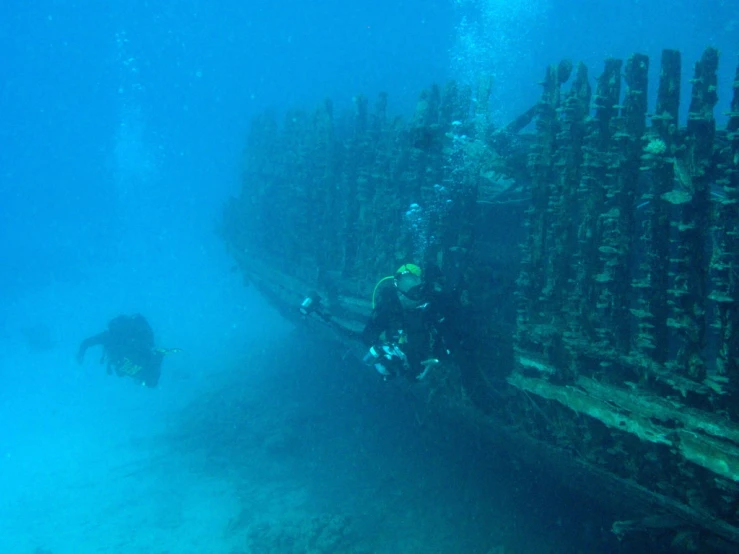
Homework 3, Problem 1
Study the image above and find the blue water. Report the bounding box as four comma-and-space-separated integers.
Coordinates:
1, 1, 736, 552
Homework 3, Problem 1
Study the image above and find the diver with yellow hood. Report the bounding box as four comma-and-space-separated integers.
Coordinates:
299, 260, 490, 409
361, 263, 458, 381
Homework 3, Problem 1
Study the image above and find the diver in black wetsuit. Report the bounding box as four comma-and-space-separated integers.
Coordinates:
361, 263, 492, 411
360, 263, 473, 381
77, 314, 166, 388
362, 263, 445, 381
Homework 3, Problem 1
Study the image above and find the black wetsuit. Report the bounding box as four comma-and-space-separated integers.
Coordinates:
362, 284, 458, 380
362, 281, 491, 411
77, 314, 163, 388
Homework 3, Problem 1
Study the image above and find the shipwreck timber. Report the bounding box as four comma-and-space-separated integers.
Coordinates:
222, 47, 739, 550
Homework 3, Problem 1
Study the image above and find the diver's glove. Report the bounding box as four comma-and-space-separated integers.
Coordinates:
363, 343, 407, 379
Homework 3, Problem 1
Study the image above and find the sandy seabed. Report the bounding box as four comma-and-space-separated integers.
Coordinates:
0, 338, 614, 554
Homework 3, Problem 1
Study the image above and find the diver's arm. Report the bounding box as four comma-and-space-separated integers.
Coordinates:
361, 287, 396, 346
361, 309, 387, 346
76, 331, 109, 364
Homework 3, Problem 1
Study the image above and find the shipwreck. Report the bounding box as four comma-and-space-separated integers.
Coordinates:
221, 47, 739, 550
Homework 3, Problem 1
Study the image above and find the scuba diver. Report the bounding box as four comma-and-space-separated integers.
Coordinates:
299, 260, 492, 410
77, 314, 174, 388
361, 263, 460, 381
362, 262, 493, 412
